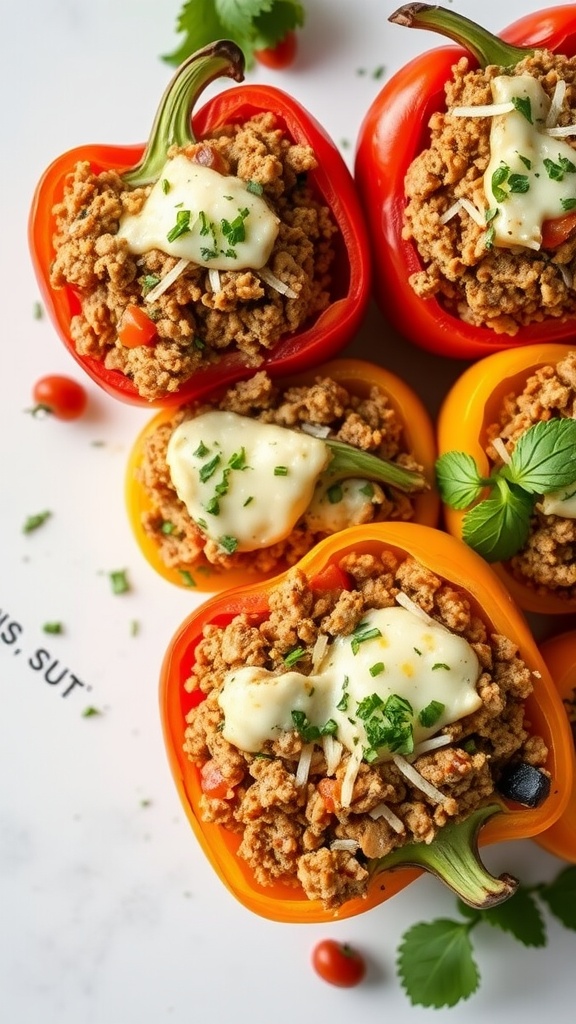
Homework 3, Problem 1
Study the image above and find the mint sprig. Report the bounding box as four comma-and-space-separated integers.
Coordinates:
436, 418, 576, 562
397, 865, 576, 1008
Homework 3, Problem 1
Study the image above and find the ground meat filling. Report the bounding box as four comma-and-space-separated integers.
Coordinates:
50, 113, 338, 401
183, 550, 547, 910
137, 371, 424, 577
403, 52, 576, 334
486, 350, 576, 600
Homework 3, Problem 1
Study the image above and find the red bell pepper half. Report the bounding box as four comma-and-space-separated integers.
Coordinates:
355, 4, 576, 359
30, 41, 370, 407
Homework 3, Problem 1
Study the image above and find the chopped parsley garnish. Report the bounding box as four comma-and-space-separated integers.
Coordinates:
199, 453, 221, 482
336, 676, 350, 712
179, 569, 196, 587
161, 178, 171, 194
284, 646, 306, 667
219, 535, 238, 554
561, 197, 576, 211
351, 622, 383, 655
43, 622, 63, 634
291, 709, 338, 742
109, 569, 130, 595
357, 692, 415, 760
544, 154, 576, 181
167, 208, 191, 241
246, 180, 264, 195
511, 95, 532, 123
142, 273, 161, 295
23, 510, 52, 533
369, 662, 385, 677
221, 207, 249, 246
274, 465, 289, 476
432, 663, 451, 671
419, 700, 446, 728
161, 521, 176, 535
327, 483, 343, 504
193, 441, 210, 458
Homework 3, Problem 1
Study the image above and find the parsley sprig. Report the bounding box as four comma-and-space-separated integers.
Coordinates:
164, 0, 305, 69
436, 418, 576, 562
397, 865, 576, 1008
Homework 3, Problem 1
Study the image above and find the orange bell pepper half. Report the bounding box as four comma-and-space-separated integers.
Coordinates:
535, 630, 576, 864
159, 522, 573, 923
125, 358, 440, 591
437, 343, 576, 616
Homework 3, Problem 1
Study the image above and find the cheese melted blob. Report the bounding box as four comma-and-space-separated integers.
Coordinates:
117, 155, 280, 269
166, 410, 329, 551
218, 606, 482, 757
484, 74, 576, 249
540, 480, 576, 518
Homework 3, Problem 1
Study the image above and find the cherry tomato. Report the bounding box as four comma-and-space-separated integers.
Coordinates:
311, 939, 366, 987
254, 31, 297, 69
31, 375, 88, 420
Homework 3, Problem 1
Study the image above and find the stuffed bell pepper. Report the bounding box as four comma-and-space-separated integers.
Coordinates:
29, 42, 370, 406
355, 4, 576, 358
437, 343, 576, 615
125, 358, 439, 590
535, 630, 576, 863
159, 522, 572, 924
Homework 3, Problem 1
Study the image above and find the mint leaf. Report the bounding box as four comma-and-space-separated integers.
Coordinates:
539, 866, 576, 930
435, 451, 488, 509
479, 886, 546, 946
461, 479, 534, 562
505, 419, 576, 494
397, 919, 479, 1008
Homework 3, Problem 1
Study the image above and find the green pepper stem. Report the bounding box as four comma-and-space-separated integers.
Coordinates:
389, 4, 533, 69
368, 803, 518, 908
122, 40, 245, 187
324, 438, 427, 494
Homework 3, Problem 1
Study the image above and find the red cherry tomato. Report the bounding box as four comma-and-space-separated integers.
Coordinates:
254, 31, 297, 69
311, 939, 366, 987
31, 375, 88, 420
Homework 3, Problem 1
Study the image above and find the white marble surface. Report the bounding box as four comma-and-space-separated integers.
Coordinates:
1, 2, 575, 1021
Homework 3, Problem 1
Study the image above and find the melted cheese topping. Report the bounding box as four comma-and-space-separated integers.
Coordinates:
303, 479, 385, 533
484, 75, 576, 249
117, 155, 280, 270
218, 606, 482, 757
166, 410, 329, 551
540, 480, 576, 518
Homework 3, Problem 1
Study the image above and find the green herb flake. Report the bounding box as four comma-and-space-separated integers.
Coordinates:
199, 453, 221, 482
142, 273, 161, 295
432, 663, 450, 671
219, 535, 238, 554
82, 706, 102, 718
179, 569, 196, 587
291, 709, 338, 743
130, 619, 140, 637
43, 622, 63, 635
161, 521, 176, 535
327, 483, 343, 504
491, 163, 510, 203
193, 441, 209, 458
23, 510, 52, 534
561, 197, 576, 211
351, 622, 382, 655
369, 662, 385, 677
109, 569, 130, 595
419, 699, 446, 727
161, 178, 171, 194
243, 496, 254, 507
167, 208, 191, 242
33, 301, 43, 320
508, 173, 530, 194
511, 95, 532, 123
336, 676, 350, 712
284, 646, 306, 667
246, 180, 264, 195
274, 465, 289, 476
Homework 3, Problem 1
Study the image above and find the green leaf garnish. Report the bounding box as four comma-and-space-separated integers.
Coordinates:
397, 919, 479, 1008
436, 419, 576, 563
511, 95, 532, 123
23, 510, 52, 534
538, 865, 576, 930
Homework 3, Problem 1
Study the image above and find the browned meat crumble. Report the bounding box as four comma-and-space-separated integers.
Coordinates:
403, 52, 576, 334
50, 113, 338, 401
182, 549, 547, 910
486, 350, 576, 600
137, 371, 425, 579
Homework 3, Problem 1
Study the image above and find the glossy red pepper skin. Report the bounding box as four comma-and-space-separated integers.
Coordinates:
536, 631, 576, 863
29, 86, 371, 408
159, 522, 573, 923
437, 343, 576, 615
125, 358, 440, 591
354, 6, 576, 360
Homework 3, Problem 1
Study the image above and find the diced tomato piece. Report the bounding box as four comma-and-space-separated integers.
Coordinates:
118, 304, 158, 348
199, 759, 232, 800
318, 777, 340, 813
309, 563, 352, 592
541, 212, 576, 249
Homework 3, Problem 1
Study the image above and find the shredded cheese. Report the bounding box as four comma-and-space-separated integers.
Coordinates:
340, 746, 363, 808
259, 267, 298, 298
545, 79, 567, 128
144, 257, 190, 303
368, 801, 406, 833
208, 268, 222, 294
392, 753, 447, 805
449, 101, 515, 118
492, 436, 512, 465
295, 742, 314, 788
322, 734, 343, 777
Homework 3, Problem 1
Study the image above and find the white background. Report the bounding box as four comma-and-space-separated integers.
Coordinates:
1, 2, 575, 1022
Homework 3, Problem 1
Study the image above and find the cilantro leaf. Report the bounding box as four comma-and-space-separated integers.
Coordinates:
397, 919, 479, 1008
505, 418, 576, 494
163, 0, 305, 68
435, 451, 489, 509
461, 479, 534, 562
478, 887, 546, 946
538, 866, 576, 930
